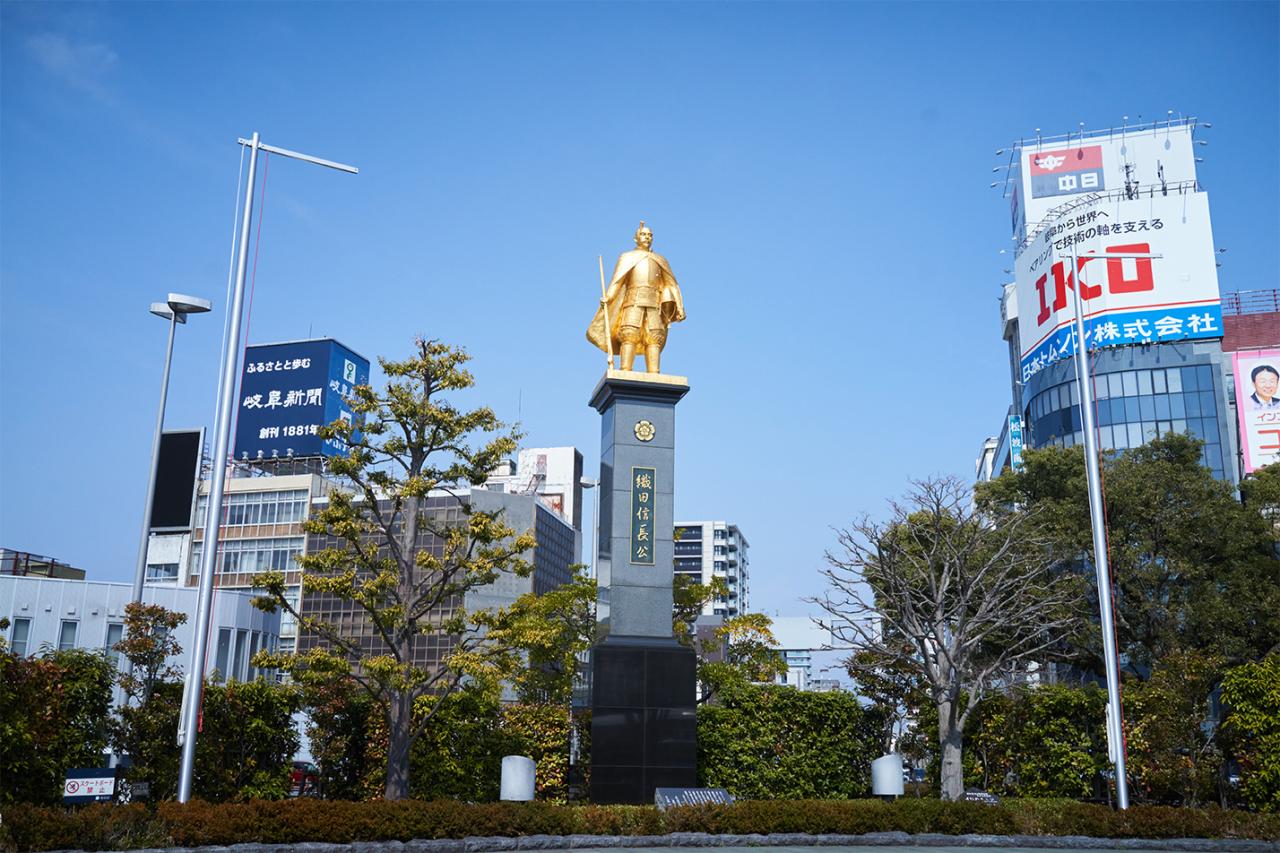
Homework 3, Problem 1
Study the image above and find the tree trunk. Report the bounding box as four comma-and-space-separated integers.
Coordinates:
938, 699, 965, 801
384, 692, 412, 800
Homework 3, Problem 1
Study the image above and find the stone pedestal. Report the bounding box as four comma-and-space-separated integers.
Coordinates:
588, 370, 696, 804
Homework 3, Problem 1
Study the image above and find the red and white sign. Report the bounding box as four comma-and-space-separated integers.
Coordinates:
1014, 192, 1222, 380
1233, 349, 1280, 474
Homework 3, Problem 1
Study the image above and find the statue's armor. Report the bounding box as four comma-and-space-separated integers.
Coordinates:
619, 253, 666, 344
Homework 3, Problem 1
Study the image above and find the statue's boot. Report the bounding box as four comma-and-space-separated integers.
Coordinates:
646, 345, 661, 373
620, 343, 637, 371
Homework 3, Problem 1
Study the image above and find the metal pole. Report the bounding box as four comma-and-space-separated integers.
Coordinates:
126, 312, 179, 692
591, 482, 601, 581
177, 132, 260, 803
1068, 239, 1130, 809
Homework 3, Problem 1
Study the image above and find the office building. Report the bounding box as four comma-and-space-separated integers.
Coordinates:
149, 471, 341, 656
672, 521, 749, 617
480, 446, 585, 562
1, 575, 278, 694
984, 117, 1244, 484
1, 548, 86, 580
769, 616, 833, 691
297, 486, 577, 673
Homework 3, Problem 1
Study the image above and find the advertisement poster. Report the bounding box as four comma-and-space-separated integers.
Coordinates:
1233, 350, 1280, 474
1014, 192, 1222, 382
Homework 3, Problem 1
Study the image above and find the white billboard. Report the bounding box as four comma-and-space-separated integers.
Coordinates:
1233, 349, 1280, 474
1008, 122, 1199, 241
1014, 192, 1222, 383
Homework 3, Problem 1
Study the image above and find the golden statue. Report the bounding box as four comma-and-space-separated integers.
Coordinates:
587, 221, 686, 373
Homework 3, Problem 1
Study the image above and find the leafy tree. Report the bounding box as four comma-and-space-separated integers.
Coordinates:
846, 645, 931, 757
1220, 653, 1280, 813
1, 647, 115, 805
697, 681, 883, 799
978, 434, 1280, 675
963, 683, 1107, 799
815, 476, 1081, 801
253, 338, 536, 800
671, 574, 786, 703
116, 602, 186, 704
303, 681, 383, 800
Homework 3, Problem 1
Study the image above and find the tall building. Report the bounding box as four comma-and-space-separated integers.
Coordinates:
297, 486, 577, 675
150, 471, 340, 656
769, 616, 833, 691
985, 117, 1242, 483
672, 521, 749, 617
480, 446, 585, 563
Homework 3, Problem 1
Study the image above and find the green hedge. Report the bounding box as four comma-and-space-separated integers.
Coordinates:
3, 798, 1278, 852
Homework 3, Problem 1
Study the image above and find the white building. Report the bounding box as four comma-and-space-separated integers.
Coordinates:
769, 616, 833, 691
0, 575, 279, 695
673, 521, 749, 617
480, 446, 585, 563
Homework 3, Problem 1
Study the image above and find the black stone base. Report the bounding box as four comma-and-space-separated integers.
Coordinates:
589, 635, 697, 804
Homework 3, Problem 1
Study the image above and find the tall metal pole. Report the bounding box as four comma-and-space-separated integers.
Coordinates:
125, 311, 178, 693
1068, 239, 1130, 809
132, 312, 177, 603
177, 132, 261, 803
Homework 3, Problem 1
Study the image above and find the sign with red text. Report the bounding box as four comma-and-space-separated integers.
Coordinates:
1014, 192, 1222, 382
1009, 123, 1199, 240
1233, 350, 1280, 474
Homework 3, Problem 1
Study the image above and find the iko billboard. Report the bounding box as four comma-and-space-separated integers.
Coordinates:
1232, 349, 1280, 474
1008, 122, 1199, 240
234, 338, 370, 460
1014, 192, 1222, 383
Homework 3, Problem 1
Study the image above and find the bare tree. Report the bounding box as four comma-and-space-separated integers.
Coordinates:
812, 476, 1081, 801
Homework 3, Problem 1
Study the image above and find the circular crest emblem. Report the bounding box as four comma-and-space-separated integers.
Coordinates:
634, 420, 656, 442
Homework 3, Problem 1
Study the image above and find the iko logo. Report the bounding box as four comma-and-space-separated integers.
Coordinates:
1034, 154, 1066, 171
343, 359, 357, 383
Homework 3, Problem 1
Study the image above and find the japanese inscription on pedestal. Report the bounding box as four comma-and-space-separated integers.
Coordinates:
630, 466, 656, 565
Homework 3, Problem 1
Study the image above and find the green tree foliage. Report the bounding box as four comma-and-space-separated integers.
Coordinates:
977, 434, 1280, 674
0, 647, 115, 805
697, 682, 884, 799
114, 603, 186, 703
1123, 650, 1227, 807
303, 682, 383, 800
671, 574, 786, 704
1221, 653, 1280, 812
963, 684, 1107, 798
253, 338, 536, 800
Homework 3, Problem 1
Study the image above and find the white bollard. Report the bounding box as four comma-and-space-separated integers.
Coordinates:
500, 755, 536, 801
871, 753, 905, 797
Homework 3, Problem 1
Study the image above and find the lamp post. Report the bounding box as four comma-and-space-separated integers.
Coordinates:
580, 477, 599, 579
1067, 240, 1162, 811
131, 294, 212, 612
176, 133, 357, 804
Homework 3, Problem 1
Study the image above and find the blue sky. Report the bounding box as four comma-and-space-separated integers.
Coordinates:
2, 2, 1277, 625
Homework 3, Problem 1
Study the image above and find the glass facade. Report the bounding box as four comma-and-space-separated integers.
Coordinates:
192, 536, 304, 580
1027, 363, 1227, 480
196, 488, 309, 527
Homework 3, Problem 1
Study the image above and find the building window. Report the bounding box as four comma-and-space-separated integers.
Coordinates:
58, 620, 78, 651
214, 628, 232, 683
105, 623, 124, 665
192, 536, 304, 579
713, 529, 727, 540
197, 489, 310, 529
9, 617, 31, 656
145, 562, 180, 582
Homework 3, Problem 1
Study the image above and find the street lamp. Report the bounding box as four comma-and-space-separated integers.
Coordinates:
1068, 240, 1162, 811
580, 477, 599, 580
131, 293, 212, 610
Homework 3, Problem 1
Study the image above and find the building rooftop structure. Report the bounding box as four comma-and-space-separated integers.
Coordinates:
1, 548, 86, 580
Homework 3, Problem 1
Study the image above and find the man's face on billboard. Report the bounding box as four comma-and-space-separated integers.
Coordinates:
1255, 368, 1279, 402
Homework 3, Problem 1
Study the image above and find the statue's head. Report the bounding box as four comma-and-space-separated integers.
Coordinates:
634, 221, 653, 251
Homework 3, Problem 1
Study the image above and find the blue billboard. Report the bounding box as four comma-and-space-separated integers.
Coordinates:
234, 338, 370, 460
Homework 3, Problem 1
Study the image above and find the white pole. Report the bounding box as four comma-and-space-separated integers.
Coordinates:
1068, 240, 1149, 810
177, 133, 260, 803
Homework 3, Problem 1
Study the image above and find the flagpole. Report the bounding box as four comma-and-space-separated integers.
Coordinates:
599, 255, 613, 371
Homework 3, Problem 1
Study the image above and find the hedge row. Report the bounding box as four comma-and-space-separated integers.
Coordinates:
2, 798, 1278, 852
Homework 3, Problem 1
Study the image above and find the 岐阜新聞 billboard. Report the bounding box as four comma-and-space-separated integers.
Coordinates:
234, 338, 369, 461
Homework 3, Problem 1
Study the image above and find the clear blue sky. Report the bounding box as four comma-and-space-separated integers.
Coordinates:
3, 2, 1277, 622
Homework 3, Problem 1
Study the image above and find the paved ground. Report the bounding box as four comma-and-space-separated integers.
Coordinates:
570, 848, 1198, 853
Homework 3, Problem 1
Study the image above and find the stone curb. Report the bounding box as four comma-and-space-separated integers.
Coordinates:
42, 833, 1280, 853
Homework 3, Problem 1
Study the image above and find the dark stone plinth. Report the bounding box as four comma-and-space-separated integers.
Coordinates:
589, 635, 697, 804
